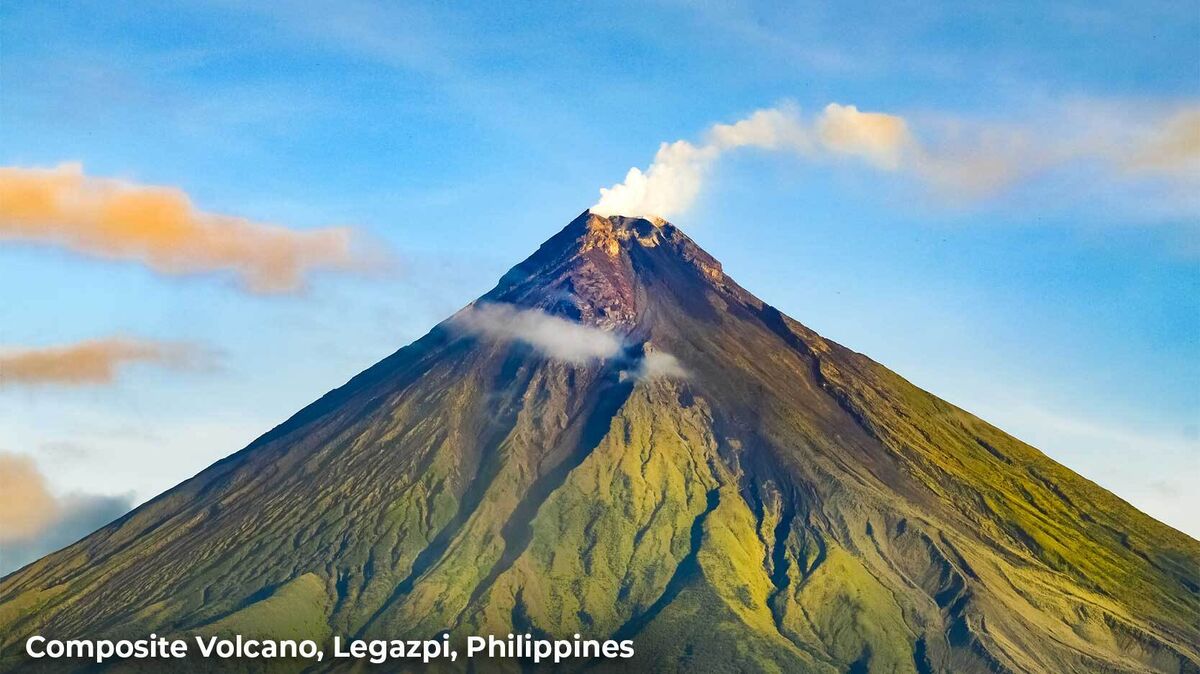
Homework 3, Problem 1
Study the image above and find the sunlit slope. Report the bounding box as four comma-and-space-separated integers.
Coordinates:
2, 212, 1197, 673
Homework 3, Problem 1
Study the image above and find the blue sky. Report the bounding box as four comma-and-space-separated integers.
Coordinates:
1, 0, 1197, 553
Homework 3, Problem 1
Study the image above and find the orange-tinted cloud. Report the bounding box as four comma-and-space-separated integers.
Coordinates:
0, 337, 208, 387
0, 163, 375, 293
816, 103, 913, 170
0, 453, 59, 542
0, 451, 133, 572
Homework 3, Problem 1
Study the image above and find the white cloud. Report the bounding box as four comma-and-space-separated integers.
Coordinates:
633, 351, 689, 380
451, 303, 623, 363
449, 304, 691, 382
706, 104, 811, 151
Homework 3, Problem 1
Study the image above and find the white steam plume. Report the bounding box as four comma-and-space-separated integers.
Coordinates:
591, 103, 911, 218
591, 101, 1200, 218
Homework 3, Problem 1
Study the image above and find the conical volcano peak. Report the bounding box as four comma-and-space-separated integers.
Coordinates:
482, 210, 726, 330
3, 208, 1197, 674
575, 210, 726, 285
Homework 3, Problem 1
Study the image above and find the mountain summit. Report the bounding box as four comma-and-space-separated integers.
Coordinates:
3, 211, 1198, 673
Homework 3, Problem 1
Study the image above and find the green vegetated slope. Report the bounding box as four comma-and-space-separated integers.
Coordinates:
1, 212, 1197, 674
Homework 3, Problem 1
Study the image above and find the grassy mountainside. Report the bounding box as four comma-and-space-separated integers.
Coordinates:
2, 212, 1197, 673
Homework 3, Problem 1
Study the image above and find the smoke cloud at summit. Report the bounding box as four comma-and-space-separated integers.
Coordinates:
590, 103, 912, 218
592, 102, 1200, 218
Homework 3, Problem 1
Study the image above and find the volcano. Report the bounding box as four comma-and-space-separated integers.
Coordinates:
2, 212, 1197, 673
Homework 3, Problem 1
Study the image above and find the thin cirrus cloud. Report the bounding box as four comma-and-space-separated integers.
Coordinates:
0, 451, 133, 574
0, 337, 211, 387
591, 101, 1200, 218
0, 163, 382, 293
1112, 107, 1200, 175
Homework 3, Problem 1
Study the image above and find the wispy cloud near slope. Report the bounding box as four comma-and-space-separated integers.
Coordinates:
634, 350, 689, 380
450, 304, 688, 381
593, 101, 1200, 218
0, 163, 381, 293
0, 337, 210, 387
451, 303, 623, 363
